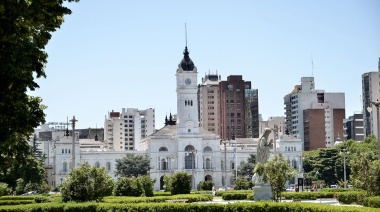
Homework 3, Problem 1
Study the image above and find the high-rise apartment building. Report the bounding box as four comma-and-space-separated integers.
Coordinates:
219, 75, 251, 140
245, 89, 259, 138
199, 73, 221, 135
284, 77, 345, 150
104, 108, 155, 151
344, 113, 364, 141
362, 58, 380, 138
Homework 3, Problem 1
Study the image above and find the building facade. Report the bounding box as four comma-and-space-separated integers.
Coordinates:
284, 77, 345, 150
199, 73, 221, 135
362, 58, 380, 138
245, 89, 259, 138
104, 108, 155, 151
219, 75, 251, 140
344, 113, 364, 141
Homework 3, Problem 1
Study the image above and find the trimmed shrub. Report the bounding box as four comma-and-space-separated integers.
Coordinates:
197, 180, 215, 191
140, 176, 154, 197
215, 190, 252, 197
171, 172, 191, 195
60, 162, 114, 202
363, 196, 380, 208
0, 200, 34, 205
335, 191, 367, 205
113, 177, 144, 197
163, 175, 172, 192
222, 193, 249, 200
34, 196, 52, 203
104, 194, 212, 203
154, 191, 172, 196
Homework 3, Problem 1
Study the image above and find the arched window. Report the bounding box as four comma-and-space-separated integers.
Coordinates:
205, 158, 211, 169
62, 149, 64, 154
161, 159, 167, 170
159, 146, 168, 152
63, 162, 67, 172
203, 146, 212, 152
95, 162, 100, 168
292, 159, 297, 169
65, 149, 67, 153
185, 145, 195, 169
68, 149, 70, 154
106, 162, 111, 171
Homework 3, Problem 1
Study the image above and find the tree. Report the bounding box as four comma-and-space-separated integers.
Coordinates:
197, 180, 214, 191
60, 162, 114, 202
163, 175, 172, 192
254, 154, 296, 202
237, 154, 256, 178
171, 172, 191, 195
113, 177, 143, 197
234, 177, 253, 190
140, 176, 154, 197
0, 0, 79, 166
115, 154, 150, 177
350, 152, 376, 194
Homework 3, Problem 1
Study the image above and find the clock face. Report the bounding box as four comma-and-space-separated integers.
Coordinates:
185, 78, 191, 85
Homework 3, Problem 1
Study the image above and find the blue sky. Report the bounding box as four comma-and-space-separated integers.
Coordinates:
33, 0, 380, 130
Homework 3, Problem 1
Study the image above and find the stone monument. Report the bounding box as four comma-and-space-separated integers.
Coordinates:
252, 128, 273, 201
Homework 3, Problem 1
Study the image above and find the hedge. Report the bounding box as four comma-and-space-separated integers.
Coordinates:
222, 193, 249, 200
335, 191, 367, 205
215, 190, 252, 197
1, 201, 380, 212
103, 194, 212, 203
0, 200, 33, 206
363, 196, 380, 208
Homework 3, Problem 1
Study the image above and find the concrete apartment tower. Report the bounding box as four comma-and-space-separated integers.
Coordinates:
104, 108, 155, 151
199, 72, 221, 135
362, 58, 380, 138
284, 77, 345, 150
344, 113, 364, 142
219, 75, 251, 140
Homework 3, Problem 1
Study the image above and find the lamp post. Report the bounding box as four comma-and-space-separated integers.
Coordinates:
369, 99, 380, 160
60, 177, 63, 185
315, 170, 319, 191
340, 148, 348, 188
220, 140, 228, 190
186, 150, 196, 190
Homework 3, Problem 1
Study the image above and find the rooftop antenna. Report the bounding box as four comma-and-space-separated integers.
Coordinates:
311, 54, 314, 77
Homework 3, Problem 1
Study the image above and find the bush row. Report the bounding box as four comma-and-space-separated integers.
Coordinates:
221, 193, 249, 200
103, 194, 213, 203
0, 200, 33, 206
215, 190, 252, 197
363, 196, 380, 208
0, 201, 379, 212
335, 191, 367, 205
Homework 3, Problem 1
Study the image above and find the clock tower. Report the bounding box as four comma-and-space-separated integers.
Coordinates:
176, 46, 199, 136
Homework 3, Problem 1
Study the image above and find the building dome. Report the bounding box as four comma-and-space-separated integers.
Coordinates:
179, 47, 194, 71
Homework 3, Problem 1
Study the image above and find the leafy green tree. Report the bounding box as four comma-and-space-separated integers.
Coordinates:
0, 183, 11, 197
115, 154, 150, 177
171, 172, 191, 195
237, 154, 256, 178
60, 162, 114, 202
0, 0, 79, 176
163, 175, 172, 192
350, 152, 376, 194
234, 177, 253, 190
254, 154, 296, 202
113, 177, 143, 197
368, 160, 380, 196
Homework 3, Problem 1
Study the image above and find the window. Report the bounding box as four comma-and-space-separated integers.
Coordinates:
159, 146, 168, 151
95, 162, 100, 168
63, 162, 67, 172
106, 162, 111, 171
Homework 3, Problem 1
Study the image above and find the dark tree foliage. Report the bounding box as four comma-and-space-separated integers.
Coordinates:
115, 154, 150, 177
171, 172, 191, 195
0, 0, 79, 174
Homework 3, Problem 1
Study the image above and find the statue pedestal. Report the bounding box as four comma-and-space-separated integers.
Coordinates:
253, 185, 272, 201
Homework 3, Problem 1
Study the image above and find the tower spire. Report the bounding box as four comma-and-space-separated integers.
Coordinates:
185, 23, 187, 47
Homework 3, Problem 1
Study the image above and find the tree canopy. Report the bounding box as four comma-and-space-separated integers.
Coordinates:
115, 154, 150, 177
0, 0, 79, 170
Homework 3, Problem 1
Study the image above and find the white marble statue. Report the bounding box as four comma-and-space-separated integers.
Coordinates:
252, 128, 273, 185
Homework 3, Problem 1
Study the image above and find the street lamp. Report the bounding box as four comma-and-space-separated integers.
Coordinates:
315, 171, 319, 191
60, 177, 63, 185
220, 140, 228, 190
340, 148, 349, 188
186, 150, 197, 190
369, 99, 380, 160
